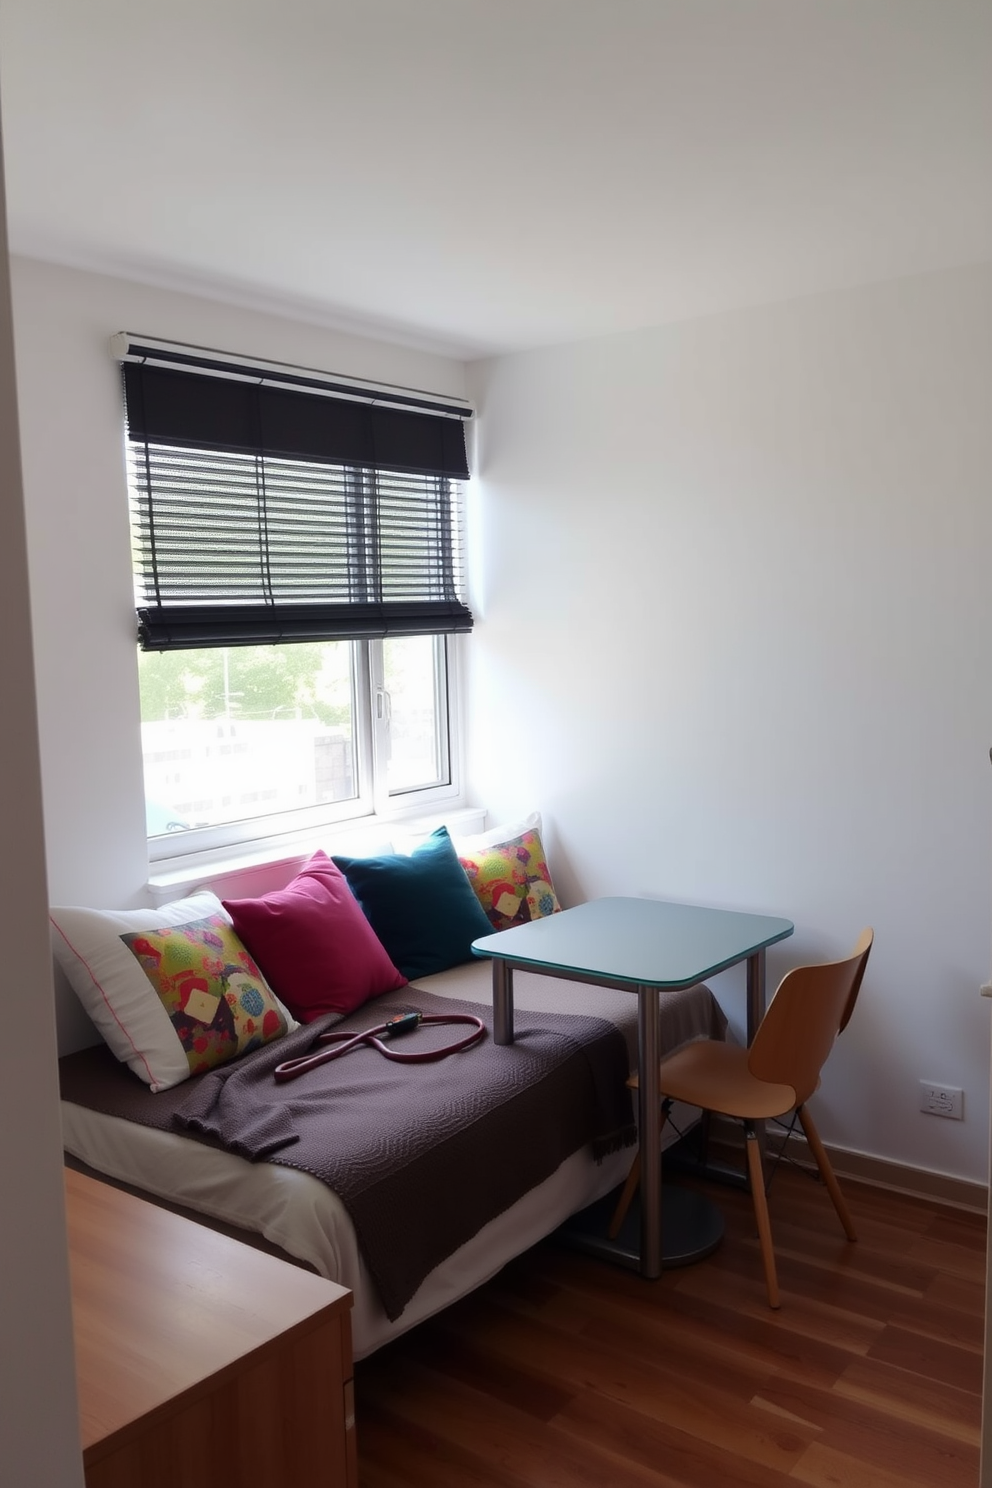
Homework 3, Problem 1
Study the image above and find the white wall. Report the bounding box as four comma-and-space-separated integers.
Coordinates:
0, 149, 83, 1484
9, 257, 469, 1048
467, 262, 992, 1184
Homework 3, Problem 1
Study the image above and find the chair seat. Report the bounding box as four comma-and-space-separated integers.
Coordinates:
629, 1038, 798, 1120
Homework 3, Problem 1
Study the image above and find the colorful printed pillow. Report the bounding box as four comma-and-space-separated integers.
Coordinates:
333, 826, 493, 981
223, 850, 407, 1023
456, 812, 562, 932
120, 915, 290, 1077
50, 890, 297, 1092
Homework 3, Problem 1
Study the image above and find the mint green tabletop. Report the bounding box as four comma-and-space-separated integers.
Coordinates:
471, 896, 794, 988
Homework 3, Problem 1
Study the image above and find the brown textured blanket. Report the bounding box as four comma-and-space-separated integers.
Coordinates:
61, 990, 634, 1320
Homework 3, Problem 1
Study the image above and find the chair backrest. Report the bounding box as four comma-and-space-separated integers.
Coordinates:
747, 928, 874, 1105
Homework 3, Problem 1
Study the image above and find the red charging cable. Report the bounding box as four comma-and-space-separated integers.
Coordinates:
274, 1009, 486, 1083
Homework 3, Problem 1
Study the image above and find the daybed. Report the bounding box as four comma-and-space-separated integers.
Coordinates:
54, 820, 726, 1359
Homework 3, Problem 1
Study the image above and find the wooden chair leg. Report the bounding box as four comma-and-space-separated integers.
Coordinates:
607, 1103, 670, 1241
797, 1105, 857, 1242
745, 1126, 780, 1309
608, 1151, 641, 1239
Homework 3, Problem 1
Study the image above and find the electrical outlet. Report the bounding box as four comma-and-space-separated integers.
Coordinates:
919, 1082, 964, 1119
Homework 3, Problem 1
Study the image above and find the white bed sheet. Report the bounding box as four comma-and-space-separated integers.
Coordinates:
60, 961, 704, 1358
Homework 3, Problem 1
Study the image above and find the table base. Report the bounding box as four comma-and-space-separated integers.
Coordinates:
554, 1180, 725, 1272
664, 1147, 752, 1192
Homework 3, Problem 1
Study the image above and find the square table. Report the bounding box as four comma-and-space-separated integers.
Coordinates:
471, 896, 794, 1279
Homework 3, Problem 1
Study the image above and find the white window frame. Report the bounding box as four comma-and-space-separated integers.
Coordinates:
369, 633, 453, 816
144, 633, 464, 865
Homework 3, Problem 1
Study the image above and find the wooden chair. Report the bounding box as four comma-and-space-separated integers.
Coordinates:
608, 928, 874, 1308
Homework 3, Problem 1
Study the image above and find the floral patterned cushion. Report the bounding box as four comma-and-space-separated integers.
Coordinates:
457, 817, 562, 932
120, 914, 290, 1078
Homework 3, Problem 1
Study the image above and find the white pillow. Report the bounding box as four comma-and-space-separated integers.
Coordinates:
51, 890, 298, 1092
452, 811, 543, 852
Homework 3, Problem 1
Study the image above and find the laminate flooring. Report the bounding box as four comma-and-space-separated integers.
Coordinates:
354, 1162, 985, 1487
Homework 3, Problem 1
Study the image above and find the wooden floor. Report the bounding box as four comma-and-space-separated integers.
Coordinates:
354, 1160, 985, 1487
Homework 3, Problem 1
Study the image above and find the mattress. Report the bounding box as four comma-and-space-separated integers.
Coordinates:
60, 960, 720, 1358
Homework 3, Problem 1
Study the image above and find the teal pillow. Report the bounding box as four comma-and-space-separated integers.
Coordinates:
332, 826, 494, 980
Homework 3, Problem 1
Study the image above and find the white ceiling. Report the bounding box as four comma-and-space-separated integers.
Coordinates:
0, 0, 989, 359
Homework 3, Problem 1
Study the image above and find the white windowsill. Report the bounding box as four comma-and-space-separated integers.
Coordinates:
146, 804, 489, 904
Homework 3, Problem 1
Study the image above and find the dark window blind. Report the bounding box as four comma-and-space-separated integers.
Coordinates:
122, 361, 473, 651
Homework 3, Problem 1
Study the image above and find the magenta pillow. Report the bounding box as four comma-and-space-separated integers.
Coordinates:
223, 851, 407, 1022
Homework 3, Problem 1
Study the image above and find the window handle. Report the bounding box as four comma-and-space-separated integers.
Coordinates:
376, 687, 391, 723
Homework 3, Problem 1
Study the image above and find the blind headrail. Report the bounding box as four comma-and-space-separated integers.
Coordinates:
109, 332, 474, 422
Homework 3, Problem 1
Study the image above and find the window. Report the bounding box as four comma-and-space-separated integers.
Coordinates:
117, 335, 472, 857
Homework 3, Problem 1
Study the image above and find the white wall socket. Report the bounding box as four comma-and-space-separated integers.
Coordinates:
919, 1082, 964, 1119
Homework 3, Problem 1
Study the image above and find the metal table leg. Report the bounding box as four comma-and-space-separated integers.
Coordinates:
746, 947, 766, 1042
637, 984, 663, 1278
493, 960, 514, 1045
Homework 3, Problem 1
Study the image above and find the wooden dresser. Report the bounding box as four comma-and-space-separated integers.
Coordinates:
65, 1167, 357, 1488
